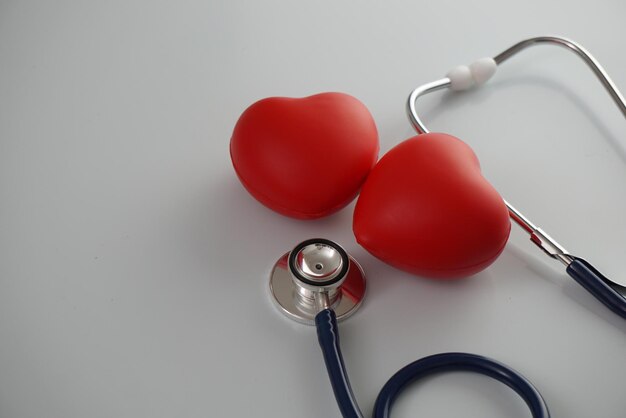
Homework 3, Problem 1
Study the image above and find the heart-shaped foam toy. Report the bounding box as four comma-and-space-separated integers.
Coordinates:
230, 93, 379, 219
353, 133, 511, 278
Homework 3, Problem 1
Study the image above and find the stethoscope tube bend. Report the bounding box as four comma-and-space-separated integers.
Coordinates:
316, 309, 550, 418
277, 239, 551, 418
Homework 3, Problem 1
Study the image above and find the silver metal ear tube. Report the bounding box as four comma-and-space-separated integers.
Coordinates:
406, 36, 626, 319
269, 238, 366, 325
408, 36, 626, 135
407, 35, 626, 268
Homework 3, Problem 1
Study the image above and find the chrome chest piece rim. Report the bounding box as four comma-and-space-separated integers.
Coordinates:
269, 238, 367, 325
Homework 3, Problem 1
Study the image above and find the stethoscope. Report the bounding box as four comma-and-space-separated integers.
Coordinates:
266, 36, 626, 418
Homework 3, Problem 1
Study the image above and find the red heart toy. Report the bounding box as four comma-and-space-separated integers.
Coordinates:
230, 93, 379, 219
353, 133, 511, 278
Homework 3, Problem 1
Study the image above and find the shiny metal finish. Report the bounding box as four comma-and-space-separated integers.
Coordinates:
505, 200, 537, 234
406, 77, 451, 134
405, 35, 626, 268
293, 241, 345, 283
269, 244, 367, 325
493, 36, 626, 117
530, 228, 574, 266
407, 35, 626, 134
506, 200, 573, 266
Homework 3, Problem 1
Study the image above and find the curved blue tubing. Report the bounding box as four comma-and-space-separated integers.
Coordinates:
315, 309, 550, 418
566, 256, 626, 319
315, 309, 364, 418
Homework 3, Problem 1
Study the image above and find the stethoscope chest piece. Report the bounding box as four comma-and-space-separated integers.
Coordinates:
269, 238, 366, 324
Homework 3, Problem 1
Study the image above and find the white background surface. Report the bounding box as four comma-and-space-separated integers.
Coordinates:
2, 1, 626, 417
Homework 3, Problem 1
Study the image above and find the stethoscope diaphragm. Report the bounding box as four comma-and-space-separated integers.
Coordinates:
269, 238, 366, 325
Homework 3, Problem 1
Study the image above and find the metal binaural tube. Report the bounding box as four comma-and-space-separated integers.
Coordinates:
407, 36, 626, 134
405, 35, 626, 266
406, 77, 450, 134
493, 36, 626, 118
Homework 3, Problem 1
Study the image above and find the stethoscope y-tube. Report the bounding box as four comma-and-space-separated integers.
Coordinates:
408, 35, 626, 319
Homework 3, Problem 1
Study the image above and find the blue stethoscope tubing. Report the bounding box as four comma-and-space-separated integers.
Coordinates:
316, 309, 550, 418
567, 257, 626, 319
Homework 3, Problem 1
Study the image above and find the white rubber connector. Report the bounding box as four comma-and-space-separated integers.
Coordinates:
446, 57, 497, 91
469, 57, 497, 85
446, 65, 474, 91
